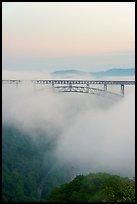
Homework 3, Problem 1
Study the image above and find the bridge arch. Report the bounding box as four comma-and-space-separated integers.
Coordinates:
54, 85, 123, 99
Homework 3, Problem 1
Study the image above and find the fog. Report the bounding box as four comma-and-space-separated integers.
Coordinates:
2, 79, 135, 179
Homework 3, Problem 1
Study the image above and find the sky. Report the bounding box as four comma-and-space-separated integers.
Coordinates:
2, 2, 135, 75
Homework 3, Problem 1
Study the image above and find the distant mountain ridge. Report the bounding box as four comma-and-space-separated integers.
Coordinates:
52, 69, 86, 76
52, 68, 135, 77
90, 68, 135, 77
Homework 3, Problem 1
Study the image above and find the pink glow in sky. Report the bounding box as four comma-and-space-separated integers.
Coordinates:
2, 2, 135, 58
2, 2, 135, 72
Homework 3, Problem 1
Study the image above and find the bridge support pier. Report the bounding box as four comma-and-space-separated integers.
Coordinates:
104, 83, 107, 91
69, 84, 72, 91
52, 82, 54, 87
121, 84, 124, 96
86, 83, 89, 92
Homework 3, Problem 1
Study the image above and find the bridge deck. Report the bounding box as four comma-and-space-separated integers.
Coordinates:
2, 80, 135, 85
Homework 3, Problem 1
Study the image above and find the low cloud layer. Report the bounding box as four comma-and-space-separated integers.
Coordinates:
56, 91, 135, 178
2, 80, 135, 178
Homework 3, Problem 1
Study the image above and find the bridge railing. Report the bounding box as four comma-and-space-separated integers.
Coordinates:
2, 79, 135, 97
2, 80, 135, 85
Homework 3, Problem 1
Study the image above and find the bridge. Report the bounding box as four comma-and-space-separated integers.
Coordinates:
2, 79, 135, 98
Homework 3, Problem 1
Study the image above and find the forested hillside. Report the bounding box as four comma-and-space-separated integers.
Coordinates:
44, 172, 135, 202
2, 125, 73, 202
2, 125, 135, 202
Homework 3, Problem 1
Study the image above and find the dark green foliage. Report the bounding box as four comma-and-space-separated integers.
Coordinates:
45, 172, 135, 202
2, 125, 135, 202
2, 125, 72, 202
2, 125, 42, 202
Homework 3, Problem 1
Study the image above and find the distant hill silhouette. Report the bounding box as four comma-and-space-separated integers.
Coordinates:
52, 68, 135, 78
52, 69, 86, 76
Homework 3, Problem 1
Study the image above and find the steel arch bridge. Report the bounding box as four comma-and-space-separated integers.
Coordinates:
54, 85, 123, 99
2, 79, 135, 98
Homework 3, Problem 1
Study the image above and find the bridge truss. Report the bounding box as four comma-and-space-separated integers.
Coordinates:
2, 79, 135, 98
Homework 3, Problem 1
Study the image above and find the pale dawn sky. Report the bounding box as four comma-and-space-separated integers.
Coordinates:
2, 2, 135, 73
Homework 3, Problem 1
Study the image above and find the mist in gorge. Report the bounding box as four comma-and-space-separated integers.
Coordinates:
2, 76, 135, 202
2, 78, 135, 177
